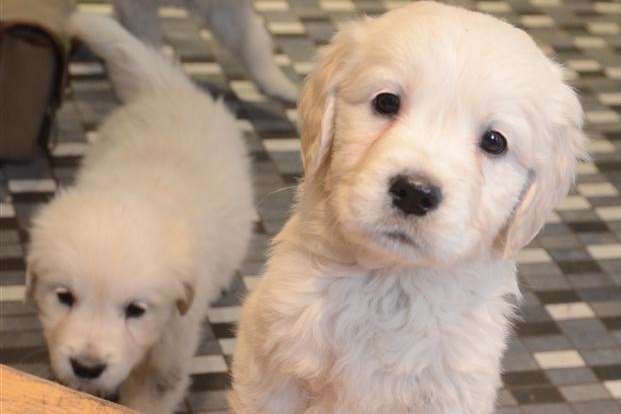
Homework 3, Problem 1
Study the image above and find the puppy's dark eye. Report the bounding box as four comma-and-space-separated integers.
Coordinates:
373, 93, 400, 116
480, 130, 508, 155
125, 303, 146, 319
56, 290, 75, 307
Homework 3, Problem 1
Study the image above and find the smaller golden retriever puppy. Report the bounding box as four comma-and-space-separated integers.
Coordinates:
27, 13, 254, 414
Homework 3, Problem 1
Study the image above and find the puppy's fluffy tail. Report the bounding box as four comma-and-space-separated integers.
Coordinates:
69, 12, 190, 102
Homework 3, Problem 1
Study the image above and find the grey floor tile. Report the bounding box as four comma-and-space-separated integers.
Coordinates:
572, 400, 621, 414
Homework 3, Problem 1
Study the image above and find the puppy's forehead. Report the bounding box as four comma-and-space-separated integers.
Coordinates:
370, 2, 533, 49
352, 2, 550, 82
31, 192, 188, 301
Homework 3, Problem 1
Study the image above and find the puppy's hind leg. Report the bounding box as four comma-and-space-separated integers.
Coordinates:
186, 0, 299, 103
113, 0, 164, 48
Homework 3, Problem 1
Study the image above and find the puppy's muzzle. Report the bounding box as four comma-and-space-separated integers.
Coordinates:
70, 358, 107, 379
389, 176, 442, 216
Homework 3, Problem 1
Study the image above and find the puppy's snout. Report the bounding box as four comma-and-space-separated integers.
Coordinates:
389, 176, 442, 216
70, 358, 107, 379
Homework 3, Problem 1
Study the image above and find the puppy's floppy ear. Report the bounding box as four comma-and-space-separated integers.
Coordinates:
501, 79, 589, 258
298, 23, 364, 180
176, 281, 195, 316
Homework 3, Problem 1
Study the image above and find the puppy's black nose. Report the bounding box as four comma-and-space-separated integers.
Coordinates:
70, 358, 106, 379
389, 176, 442, 216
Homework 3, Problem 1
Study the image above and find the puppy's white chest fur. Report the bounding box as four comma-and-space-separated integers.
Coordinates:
307, 264, 517, 413
235, 240, 520, 414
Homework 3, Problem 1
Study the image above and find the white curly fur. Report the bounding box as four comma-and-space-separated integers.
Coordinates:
230, 2, 588, 413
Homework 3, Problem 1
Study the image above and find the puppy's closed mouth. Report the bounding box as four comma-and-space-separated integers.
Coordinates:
384, 231, 417, 247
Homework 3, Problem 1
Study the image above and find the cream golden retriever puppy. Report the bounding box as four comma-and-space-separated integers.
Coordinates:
230, 2, 587, 413
27, 13, 254, 414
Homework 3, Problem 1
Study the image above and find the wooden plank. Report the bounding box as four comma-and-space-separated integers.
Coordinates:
0, 364, 136, 413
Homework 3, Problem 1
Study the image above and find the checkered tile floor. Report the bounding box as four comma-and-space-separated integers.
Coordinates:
1, 0, 620, 413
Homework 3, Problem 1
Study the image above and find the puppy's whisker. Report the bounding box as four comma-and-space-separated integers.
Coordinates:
257, 185, 297, 207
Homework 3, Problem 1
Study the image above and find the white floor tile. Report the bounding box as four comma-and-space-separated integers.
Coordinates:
476, 1, 512, 12
319, 0, 356, 11
76, 4, 112, 14
557, 196, 590, 211
530, 0, 561, 6
255, 1, 290, 11
578, 183, 619, 197
594, 2, 621, 13
576, 163, 599, 175
0, 202, 16, 218
598, 92, 621, 106
268, 22, 305, 35
586, 110, 621, 124
183, 62, 222, 76
588, 22, 620, 35
595, 206, 621, 221
191, 355, 228, 374
589, 140, 617, 154
243, 276, 260, 291
52, 142, 88, 157
534, 350, 586, 369
231, 81, 266, 102
587, 244, 621, 260
567, 59, 601, 72
263, 138, 300, 152
8, 179, 56, 193
158, 7, 188, 18
218, 338, 236, 355
604, 380, 621, 398
208, 306, 242, 324
517, 248, 552, 264
0, 286, 26, 302
574, 36, 606, 49
605, 66, 621, 79
545, 302, 595, 320
520, 15, 555, 28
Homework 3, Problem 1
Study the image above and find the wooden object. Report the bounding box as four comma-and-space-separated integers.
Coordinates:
0, 364, 136, 413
